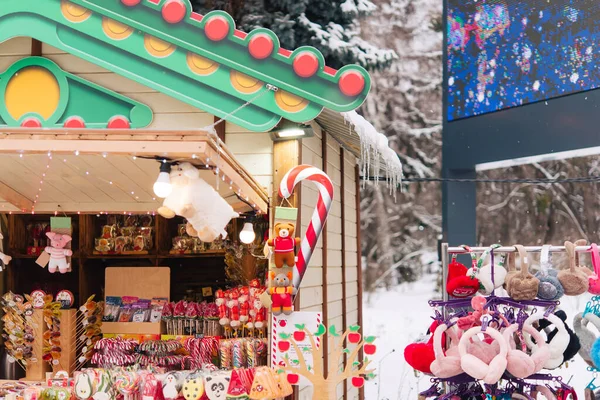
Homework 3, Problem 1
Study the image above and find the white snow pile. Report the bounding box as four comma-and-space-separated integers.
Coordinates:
341, 110, 403, 193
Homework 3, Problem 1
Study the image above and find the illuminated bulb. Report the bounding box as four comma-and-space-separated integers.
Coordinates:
153, 163, 172, 198
86, 171, 89, 175
75, 150, 79, 156
109, 181, 113, 185
239, 222, 256, 244
47, 152, 51, 157
102, 153, 107, 158
133, 156, 137, 160
19, 154, 22, 158
192, 154, 197, 159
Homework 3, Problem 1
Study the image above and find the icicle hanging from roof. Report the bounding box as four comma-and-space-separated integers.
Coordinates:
340, 111, 403, 195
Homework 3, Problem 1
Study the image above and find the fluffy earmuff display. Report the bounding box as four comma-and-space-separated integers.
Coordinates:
523, 312, 570, 369
538, 310, 581, 364
403, 320, 439, 374
535, 244, 565, 301
573, 311, 600, 367
589, 243, 600, 295
558, 241, 590, 296
503, 323, 550, 378
505, 245, 539, 301
446, 252, 480, 298
468, 244, 506, 295
430, 322, 462, 378
458, 326, 508, 384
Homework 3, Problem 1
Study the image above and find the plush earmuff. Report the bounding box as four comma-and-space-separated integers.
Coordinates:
503, 323, 550, 378
535, 244, 565, 301
524, 312, 570, 369
458, 326, 508, 384
505, 245, 539, 301
558, 241, 590, 296
467, 244, 506, 295
589, 243, 600, 295
539, 310, 581, 365
446, 250, 480, 298
430, 322, 462, 378
403, 320, 439, 374
573, 311, 600, 367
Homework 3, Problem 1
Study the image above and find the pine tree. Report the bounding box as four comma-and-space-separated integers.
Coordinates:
190, 0, 396, 70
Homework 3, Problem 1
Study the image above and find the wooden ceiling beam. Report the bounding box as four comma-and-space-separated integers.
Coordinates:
0, 181, 33, 211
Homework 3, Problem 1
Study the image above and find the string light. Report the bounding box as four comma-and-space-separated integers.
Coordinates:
132, 156, 137, 160
75, 150, 79, 156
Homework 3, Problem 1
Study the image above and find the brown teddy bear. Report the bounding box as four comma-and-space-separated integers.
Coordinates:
268, 222, 301, 268
268, 271, 296, 315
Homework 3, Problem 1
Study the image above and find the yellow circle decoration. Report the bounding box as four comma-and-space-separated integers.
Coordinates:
102, 17, 134, 40
230, 70, 263, 94
144, 35, 176, 58
5, 67, 60, 121
60, 0, 92, 23
186, 53, 219, 76
274, 90, 309, 113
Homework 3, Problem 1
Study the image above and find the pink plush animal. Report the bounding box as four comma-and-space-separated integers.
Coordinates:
45, 232, 73, 273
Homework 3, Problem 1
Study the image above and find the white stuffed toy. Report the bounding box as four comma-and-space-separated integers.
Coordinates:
157, 162, 238, 242
0, 232, 11, 271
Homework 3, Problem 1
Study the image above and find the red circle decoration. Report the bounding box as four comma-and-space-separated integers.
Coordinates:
293, 52, 319, 78
121, 0, 141, 6
248, 34, 274, 59
162, 0, 187, 24
107, 115, 130, 129
63, 116, 86, 128
204, 16, 230, 41
339, 70, 365, 96
21, 117, 41, 128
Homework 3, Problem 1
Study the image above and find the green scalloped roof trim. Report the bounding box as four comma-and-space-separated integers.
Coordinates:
0, 0, 369, 132
0, 56, 153, 128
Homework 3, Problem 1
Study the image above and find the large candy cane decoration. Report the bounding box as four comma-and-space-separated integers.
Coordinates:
279, 165, 334, 291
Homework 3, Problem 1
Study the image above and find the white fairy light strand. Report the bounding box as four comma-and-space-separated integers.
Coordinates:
10, 152, 260, 214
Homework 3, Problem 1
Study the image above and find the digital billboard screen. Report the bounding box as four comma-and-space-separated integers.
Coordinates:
447, 0, 600, 121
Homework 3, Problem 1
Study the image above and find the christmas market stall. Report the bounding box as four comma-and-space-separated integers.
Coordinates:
0, 1, 401, 400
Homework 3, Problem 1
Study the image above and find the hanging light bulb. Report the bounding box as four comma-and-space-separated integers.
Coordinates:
153, 162, 172, 198
239, 221, 256, 244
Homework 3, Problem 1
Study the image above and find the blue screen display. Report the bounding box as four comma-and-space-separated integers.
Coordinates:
447, 0, 600, 121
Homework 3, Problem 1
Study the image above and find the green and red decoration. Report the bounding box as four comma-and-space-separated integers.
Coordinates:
280, 324, 376, 400
0, 0, 370, 132
0, 57, 152, 128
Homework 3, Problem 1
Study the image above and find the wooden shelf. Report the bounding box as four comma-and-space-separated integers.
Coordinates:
12, 251, 81, 259
101, 322, 164, 335
159, 250, 226, 258
86, 253, 155, 259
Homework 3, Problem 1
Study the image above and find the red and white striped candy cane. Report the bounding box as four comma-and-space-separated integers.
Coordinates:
279, 164, 334, 292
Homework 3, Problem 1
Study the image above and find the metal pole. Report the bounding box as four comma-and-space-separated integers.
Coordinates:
441, 243, 449, 303
446, 245, 590, 254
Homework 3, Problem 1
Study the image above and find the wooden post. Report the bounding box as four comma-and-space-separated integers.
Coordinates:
54, 309, 77, 374
272, 139, 301, 400
355, 165, 364, 400
321, 132, 329, 379
213, 116, 226, 142
25, 310, 51, 381
340, 148, 348, 400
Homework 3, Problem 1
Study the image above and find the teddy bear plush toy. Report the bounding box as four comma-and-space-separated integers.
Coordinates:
158, 162, 238, 243
45, 232, 73, 274
268, 222, 301, 269
268, 271, 296, 315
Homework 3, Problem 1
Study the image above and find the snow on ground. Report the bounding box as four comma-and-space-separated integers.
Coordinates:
363, 274, 595, 399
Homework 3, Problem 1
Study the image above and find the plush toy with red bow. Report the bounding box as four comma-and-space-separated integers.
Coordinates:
228, 288, 241, 328
215, 289, 229, 327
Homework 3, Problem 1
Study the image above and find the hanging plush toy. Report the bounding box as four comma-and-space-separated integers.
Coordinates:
268, 222, 301, 269
238, 287, 250, 325
228, 288, 241, 329
269, 272, 295, 315
158, 163, 238, 242
44, 232, 73, 274
0, 233, 11, 271
215, 290, 229, 327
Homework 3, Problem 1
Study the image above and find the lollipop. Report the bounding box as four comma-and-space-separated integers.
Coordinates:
173, 301, 186, 335
162, 302, 174, 335
114, 370, 139, 400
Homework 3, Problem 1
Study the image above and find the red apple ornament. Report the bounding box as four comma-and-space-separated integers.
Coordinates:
351, 377, 365, 388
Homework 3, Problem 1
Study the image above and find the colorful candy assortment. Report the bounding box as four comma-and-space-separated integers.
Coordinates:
161, 301, 220, 336
215, 280, 267, 334
1, 292, 36, 367
219, 338, 268, 370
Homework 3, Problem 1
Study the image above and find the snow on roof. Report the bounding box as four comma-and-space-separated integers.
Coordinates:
341, 110, 403, 192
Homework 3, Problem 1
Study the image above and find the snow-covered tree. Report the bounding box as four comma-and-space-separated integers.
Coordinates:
189, 0, 396, 70
359, 0, 443, 290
